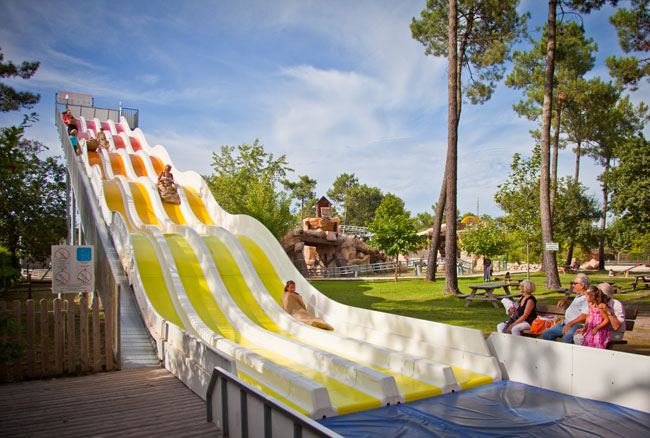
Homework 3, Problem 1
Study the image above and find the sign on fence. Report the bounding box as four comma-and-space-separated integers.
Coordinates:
51, 245, 95, 294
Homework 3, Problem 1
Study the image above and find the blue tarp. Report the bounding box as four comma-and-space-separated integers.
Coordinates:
319, 381, 650, 437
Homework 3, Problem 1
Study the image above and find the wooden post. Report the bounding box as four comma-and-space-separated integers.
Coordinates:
26, 299, 36, 378
12, 300, 22, 381
104, 293, 113, 371
54, 298, 63, 375
92, 295, 101, 372
67, 295, 76, 374
40, 299, 49, 377
0, 301, 8, 381
80, 295, 89, 373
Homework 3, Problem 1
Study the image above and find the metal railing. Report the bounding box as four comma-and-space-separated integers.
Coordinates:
20, 268, 52, 281
55, 107, 129, 366
207, 367, 342, 438
338, 225, 373, 238
56, 102, 139, 129
308, 258, 473, 278
307, 257, 473, 278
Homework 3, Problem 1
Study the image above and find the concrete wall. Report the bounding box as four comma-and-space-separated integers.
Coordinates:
487, 333, 650, 413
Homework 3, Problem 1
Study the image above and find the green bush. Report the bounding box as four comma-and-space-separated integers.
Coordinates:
0, 246, 20, 293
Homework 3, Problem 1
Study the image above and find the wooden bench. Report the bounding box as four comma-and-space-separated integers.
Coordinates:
628, 275, 650, 291
558, 265, 578, 275
522, 303, 638, 349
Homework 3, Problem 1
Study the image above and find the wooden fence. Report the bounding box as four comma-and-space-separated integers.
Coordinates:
0, 295, 114, 382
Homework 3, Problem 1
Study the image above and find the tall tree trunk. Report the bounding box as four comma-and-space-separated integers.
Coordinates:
427, 6, 467, 285
598, 158, 610, 270
565, 241, 574, 267
426, 179, 446, 281
574, 141, 581, 183
539, 0, 561, 289
526, 241, 530, 280
550, 98, 562, 219
444, 0, 460, 295
394, 257, 399, 282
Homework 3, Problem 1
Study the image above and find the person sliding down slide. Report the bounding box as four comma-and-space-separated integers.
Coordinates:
282, 280, 333, 330
157, 164, 181, 204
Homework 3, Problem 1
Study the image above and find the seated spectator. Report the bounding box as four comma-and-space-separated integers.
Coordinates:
575, 282, 625, 345
541, 273, 590, 343
281, 280, 333, 330
497, 279, 537, 336
69, 129, 81, 155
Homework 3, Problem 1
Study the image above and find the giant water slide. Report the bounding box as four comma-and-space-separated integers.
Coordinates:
68, 112, 503, 419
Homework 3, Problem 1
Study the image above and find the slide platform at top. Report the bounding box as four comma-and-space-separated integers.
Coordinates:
68, 111, 501, 419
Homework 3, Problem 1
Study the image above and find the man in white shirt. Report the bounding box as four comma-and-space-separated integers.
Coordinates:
541, 273, 590, 343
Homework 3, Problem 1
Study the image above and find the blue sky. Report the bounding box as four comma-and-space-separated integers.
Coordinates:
1, 0, 647, 218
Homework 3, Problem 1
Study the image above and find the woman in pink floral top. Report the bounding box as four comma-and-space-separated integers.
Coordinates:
576, 286, 610, 349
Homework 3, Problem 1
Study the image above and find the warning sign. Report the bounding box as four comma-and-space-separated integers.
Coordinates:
54, 247, 70, 262
51, 245, 95, 294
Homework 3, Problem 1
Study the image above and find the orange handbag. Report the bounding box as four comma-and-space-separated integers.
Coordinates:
530, 316, 560, 335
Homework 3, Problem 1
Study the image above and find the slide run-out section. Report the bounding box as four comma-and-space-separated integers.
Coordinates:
73, 113, 503, 419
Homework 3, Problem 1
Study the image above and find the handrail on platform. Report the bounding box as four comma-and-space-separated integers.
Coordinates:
207, 367, 342, 438
55, 107, 129, 367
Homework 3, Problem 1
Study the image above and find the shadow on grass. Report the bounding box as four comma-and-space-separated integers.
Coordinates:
310, 275, 650, 340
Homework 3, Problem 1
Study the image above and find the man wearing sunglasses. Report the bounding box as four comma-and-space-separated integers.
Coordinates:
541, 273, 590, 343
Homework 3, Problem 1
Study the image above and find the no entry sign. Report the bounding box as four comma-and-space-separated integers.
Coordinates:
51, 245, 95, 294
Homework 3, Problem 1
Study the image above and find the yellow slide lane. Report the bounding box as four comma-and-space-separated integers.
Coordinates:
103, 180, 133, 232
123, 181, 185, 227
150, 155, 165, 175
131, 234, 185, 329
108, 152, 127, 176
87, 151, 106, 179
162, 200, 186, 225
236, 235, 493, 392
183, 187, 215, 226
129, 154, 148, 177
164, 233, 381, 415
128, 183, 159, 226
237, 370, 307, 415
101, 180, 184, 328
205, 235, 442, 402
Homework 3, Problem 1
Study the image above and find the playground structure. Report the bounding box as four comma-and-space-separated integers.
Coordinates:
56, 94, 650, 435
283, 197, 387, 277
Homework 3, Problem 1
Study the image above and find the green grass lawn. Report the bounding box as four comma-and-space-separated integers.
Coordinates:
309, 271, 650, 337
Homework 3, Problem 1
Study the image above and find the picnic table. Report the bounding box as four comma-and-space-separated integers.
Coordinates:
460, 282, 522, 308
629, 275, 650, 291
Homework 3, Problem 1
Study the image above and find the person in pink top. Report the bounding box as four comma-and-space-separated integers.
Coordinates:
575, 286, 610, 349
